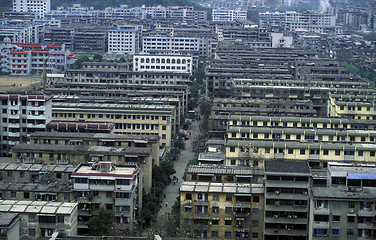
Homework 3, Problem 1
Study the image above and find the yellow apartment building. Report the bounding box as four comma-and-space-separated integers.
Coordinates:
225, 140, 376, 168
328, 94, 376, 120
51, 102, 176, 148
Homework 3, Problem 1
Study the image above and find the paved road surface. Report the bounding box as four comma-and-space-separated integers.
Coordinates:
157, 119, 201, 216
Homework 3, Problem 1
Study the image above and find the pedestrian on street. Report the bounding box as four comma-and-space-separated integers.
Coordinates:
165, 202, 168, 207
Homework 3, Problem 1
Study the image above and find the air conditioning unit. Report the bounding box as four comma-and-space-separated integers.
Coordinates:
117, 187, 121, 189
274, 215, 278, 218
303, 191, 308, 195
293, 215, 298, 219
188, 200, 192, 203
208, 222, 212, 225
275, 191, 280, 195
274, 229, 279, 232
349, 209, 354, 213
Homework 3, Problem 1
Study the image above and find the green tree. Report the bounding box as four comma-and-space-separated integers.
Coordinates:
70, 55, 89, 69
87, 207, 114, 236
93, 53, 103, 62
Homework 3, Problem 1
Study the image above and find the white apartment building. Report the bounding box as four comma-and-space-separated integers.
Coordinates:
133, 55, 192, 73
107, 30, 138, 55
0, 43, 75, 75
259, 11, 342, 34
212, 9, 247, 22
142, 37, 200, 58
12, 0, 51, 18
0, 94, 52, 157
72, 162, 142, 235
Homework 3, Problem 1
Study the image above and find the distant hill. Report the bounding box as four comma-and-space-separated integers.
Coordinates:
51, 0, 196, 9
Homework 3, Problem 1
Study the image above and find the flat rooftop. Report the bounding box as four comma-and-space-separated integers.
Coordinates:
73, 163, 138, 178
180, 181, 263, 194
0, 76, 40, 93
0, 200, 77, 214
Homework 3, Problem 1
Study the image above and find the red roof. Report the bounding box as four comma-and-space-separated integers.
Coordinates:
0, 55, 4, 58
47, 45, 62, 48
18, 44, 42, 48
31, 50, 49, 54
10, 51, 28, 54
67, 55, 75, 58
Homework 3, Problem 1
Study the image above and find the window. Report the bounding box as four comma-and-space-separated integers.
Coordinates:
332, 229, 339, 236
10, 192, 16, 198
252, 208, 259, 214
212, 207, 219, 213
7, 171, 12, 177
225, 231, 231, 238
349, 201, 355, 208
323, 150, 329, 155
347, 216, 355, 222
212, 231, 218, 238
226, 195, 232, 201
300, 149, 305, 155
28, 215, 36, 222
197, 193, 203, 200
288, 149, 293, 154
212, 194, 219, 201
228, 176, 234, 182
371, 151, 375, 157
333, 215, 340, 221
20, 172, 25, 178
335, 150, 340, 156
230, 147, 235, 152
253, 196, 259, 202
225, 220, 232, 226
231, 159, 236, 165
115, 192, 130, 199
185, 207, 192, 212
347, 229, 354, 236
186, 193, 192, 200
252, 233, 258, 239
57, 216, 64, 223
252, 220, 258, 227
24, 192, 30, 199
359, 151, 363, 156
29, 228, 36, 236
225, 207, 232, 214
333, 201, 340, 208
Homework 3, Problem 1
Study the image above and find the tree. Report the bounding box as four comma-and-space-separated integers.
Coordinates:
93, 53, 103, 62
87, 207, 114, 236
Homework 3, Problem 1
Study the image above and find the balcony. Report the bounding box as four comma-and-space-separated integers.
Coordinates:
8, 105, 20, 110
8, 132, 20, 137
265, 192, 309, 200
193, 212, 210, 219
27, 123, 45, 128
313, 221, 329, 229
265, 204, 308, 212
56, 158, 69, 165
358, 209, 375, 217
264, 228, 307, 236
23, 158, 35, 164
265, 216, 306, 224
234, 212, 251, 218
313, 208, 330, 215
194, 200, 210, 206
89, 184, 115, 191
27, 114, 45, 120
234, 202, 251, 208
115, 198, 131, 206
265, 180, 309, 188
26, 105, 46, 111
358, 222, 376, 229
8, 114, 20, 119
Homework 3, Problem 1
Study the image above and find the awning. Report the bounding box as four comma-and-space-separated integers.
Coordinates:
198, 173, 214, 176
124, 155, 137, 157
236, 175, 252, 178
211, 217, 220, 220
134, 140, 148, 143
184, 205, 192, 208
234, 194, 252, 197
224, 218, 232, 220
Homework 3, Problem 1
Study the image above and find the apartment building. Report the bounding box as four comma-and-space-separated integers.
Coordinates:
51, 102, 176, 147
259, 11, 342, 34
180, 181, 264, 239
13, 0, 51, 18
209, 114, 376, 139
107, 30, 138, 55
309, 162, 376, 239
29, 131, 159, 166
72, 162, 141, 235
328, 94, 376, 120
211, 98, 317, 117
0, 213, 20, 240
142, 36, 200, 58
0, 94, 52, 157
73, 28, 107, 53
264, 160, 310, 240
225, 139, 376, 168
133, 55, 193, 74
0, 162, 75, 202
0, 43, 75, 75
212, 9, 247, 22
0, 200, 78, 238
